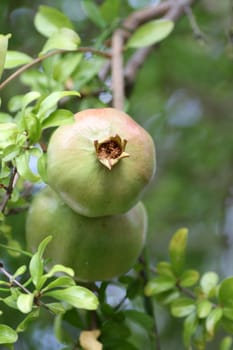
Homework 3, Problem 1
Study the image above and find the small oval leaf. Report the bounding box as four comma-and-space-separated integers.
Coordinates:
44, 286, 99, 310
219, 277, 233, 308
17, 293, 34, 314
180, 269, 199, 287
126, 19, 174, 49
0, 324, 18, 344
169, 227, 188, 275
196, 299, 212, 319
40, 28, 80, 55
206, 307, 223, 336
171, 297, 196, 318
144, 276, 176, 296
5, 51, 32, 69
200, 272, 219, 296
34, 5, 74, 38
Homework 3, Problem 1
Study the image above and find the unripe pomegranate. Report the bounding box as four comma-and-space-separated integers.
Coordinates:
26, 186, 147, 281
46, 108, 156, 217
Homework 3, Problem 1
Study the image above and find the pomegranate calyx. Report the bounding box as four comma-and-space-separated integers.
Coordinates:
94, 134, 130, 170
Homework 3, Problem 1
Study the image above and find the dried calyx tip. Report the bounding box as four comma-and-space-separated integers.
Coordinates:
94, 134, 129, 170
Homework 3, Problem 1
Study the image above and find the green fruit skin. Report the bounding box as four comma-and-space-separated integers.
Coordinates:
46, 108, 156, 217
26, 187, 147, 282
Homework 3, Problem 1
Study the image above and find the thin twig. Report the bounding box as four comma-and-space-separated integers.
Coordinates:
184, 5, 207, 42
111, 29, 125, 110
0, 262, 54, 313
0, 47, 111, 91
0, 166, 19, 214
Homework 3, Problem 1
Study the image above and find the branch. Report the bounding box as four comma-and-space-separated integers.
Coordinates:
111, 0, 198, 107
0, 166, 19, 215
125, 0, 198, 86
0, 47, 111, 91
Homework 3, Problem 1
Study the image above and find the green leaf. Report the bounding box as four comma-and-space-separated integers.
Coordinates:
17, 293, 34, 314
8, 95, 23, 112
223, 307, 233, 321
169, 227, 188, 275
0, 33, 11, 79
171, 297, 196, 318
0, 122, 18, 149
5, 50, 32, 69
13, 265, 27, 279
46, 302, 67, 314
206, 307, 223, 337
38, 91, 80, 121
156, 261, 175, 278
219, 277, 233, 308
54, 313, 72, 344
180, 269, 199, 287
23, 113, 42, 144
34, 5, 74, 38
37, 235, 53, 257
100, 0, 120, 23
29, 252, 44, 289
222, 317, 233, 334
183, 312, 198, 348
0, 113, 13, 123
29, 236, 52, 289
0, 324, 18, 344
15, 151, 41, 182
196, 299, 212, 319
16, 308, 40, 332
144, 275, 176, 296
81, 0, 106, 29
200, 272, 219, 297
41, 109, 74, 129
44, 286, 99, 310
37, 153, 47, 182
155, 289, 180, 305
42, 276, 76, 293
53, 52, 82, 83
126, 19, 174, 49
40, 28, 80, 55
45, 264, 74, 278
73, 56, 105, 90
22, 91, 41, 110
220, 336, 233, 350
123, 310, 153, 331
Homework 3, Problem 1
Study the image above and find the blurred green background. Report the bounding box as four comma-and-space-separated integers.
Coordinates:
1, 0, 233, 349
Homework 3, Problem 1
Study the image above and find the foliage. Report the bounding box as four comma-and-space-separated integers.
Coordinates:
0, 1, 233, 349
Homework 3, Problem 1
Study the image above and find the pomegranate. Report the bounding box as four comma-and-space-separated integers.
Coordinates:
26, 186, 147, 281
46, 108, 156, 217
